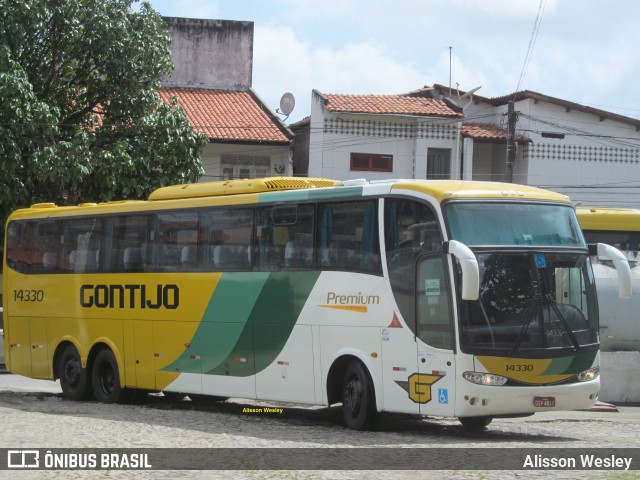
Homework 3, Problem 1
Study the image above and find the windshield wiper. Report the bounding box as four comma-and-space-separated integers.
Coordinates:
476, 299, 496, 347
510, 299, 536, 355
544, 295, 581, 351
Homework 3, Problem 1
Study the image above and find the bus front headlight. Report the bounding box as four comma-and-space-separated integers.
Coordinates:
463, 371, 508, 386
577, 367, 600, 382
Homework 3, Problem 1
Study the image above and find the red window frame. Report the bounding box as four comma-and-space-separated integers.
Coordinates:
350, 153, 393, 172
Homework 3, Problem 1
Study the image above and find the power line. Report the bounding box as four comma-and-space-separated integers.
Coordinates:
515, 0, 546, 94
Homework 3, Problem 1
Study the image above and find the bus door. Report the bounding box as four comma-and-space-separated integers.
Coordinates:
415, 254, 456, 416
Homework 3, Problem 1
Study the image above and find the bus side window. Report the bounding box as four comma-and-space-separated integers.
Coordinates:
385, 198, 443, 333
6, 221, 60, 274
151, 211, 199, 272
60, 218, 102, 274
255, 204, 314, 271
201, 207, 253, 271
416, 255, 453, 350
107, 215, 148, 273
283, 205, 314, 269
6, 221, 30, 273
316, 201, 380, 274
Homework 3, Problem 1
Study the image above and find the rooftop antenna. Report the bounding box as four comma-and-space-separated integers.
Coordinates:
276, 92, 295, 121
448, 46, 452, 97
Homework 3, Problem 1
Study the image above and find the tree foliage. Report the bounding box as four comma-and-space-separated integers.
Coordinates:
0, 0, 207, 225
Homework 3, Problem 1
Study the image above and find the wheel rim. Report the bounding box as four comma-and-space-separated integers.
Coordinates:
344, 375, 362, 417
63, 357, 81, 387
97, 362, 116, 396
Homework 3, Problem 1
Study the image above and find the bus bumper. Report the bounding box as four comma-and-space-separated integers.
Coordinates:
455, 378, 600, 418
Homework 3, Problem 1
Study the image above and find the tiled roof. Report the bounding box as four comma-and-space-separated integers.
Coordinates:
430, 84, 640, 130
462, 123, 529, 143
319, 92, 462, 118
159, 88, 292, 144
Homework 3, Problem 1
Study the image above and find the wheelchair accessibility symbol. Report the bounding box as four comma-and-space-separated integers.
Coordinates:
438, 388, 448, 404
534, 253, 547, 269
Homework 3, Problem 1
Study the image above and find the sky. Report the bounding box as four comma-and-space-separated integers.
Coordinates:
146, 0, 640, 125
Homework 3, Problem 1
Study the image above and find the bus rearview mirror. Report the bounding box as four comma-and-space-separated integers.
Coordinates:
447, 240, 480, 301
597, 243, 633, 299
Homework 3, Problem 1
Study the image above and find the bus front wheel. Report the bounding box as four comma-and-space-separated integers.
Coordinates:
92, 349, 122, 403
57, 345, 91, 401
342, 360, 378, 430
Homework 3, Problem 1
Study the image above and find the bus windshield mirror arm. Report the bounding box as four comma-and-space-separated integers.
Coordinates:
597, 243, 632, 299
445, 240, 479, 301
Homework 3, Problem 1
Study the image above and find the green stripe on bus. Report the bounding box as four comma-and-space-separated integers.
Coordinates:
206, 271, 321, 376
259, 186, 364, 203
161, 272, 270, 374
162, 271, 321, 377
542, 351, 597, 375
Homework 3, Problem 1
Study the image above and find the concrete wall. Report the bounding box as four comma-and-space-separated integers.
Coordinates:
599, 352, 640, 403
162, 17, 253, 90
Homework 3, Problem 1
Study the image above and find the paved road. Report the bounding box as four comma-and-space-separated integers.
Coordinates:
0, 372, 639, 479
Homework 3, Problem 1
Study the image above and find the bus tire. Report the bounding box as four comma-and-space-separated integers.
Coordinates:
57, 345, 91, 401
458, 416, 493, 429
342, 360, 378, 430
91, 349, 122, 403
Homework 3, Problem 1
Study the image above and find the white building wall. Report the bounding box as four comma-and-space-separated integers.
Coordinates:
460, 99, 501, 126
471, 144, 497, 181
309, 94, 327, 178
201, 143, 291, 182
309, 93, 460, 181
517, 99, 640, 207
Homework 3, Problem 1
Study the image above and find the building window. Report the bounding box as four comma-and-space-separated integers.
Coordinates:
427, 148, 451, 179
350, 153, 393, 172
221, 154, 271, 180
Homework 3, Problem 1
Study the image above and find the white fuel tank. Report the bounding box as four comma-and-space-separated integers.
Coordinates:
592, 254, 640, 351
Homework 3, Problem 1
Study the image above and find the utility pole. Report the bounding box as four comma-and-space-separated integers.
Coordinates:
506, 100, 517, 183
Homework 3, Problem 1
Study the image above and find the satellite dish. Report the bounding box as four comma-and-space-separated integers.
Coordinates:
279, 92, 295, 117
459, 86, 482, 110
461, 86, 482, 99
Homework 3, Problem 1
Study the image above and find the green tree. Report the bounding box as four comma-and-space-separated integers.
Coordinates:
0, 0, 206, 223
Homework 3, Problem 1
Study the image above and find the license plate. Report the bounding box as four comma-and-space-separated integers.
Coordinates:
534, 396, 556, 407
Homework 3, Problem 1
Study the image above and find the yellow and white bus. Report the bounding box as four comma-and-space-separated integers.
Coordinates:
3, 178, 632, 430
577, 207, 640, 351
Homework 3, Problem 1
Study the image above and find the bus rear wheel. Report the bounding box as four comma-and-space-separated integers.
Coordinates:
342, 360, 378, 430
57, 345, 90, 401
92, 349, 122, 403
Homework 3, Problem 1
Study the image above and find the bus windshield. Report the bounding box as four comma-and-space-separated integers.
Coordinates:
445, 202, 598, 356
457, 251, 598, 355
446, 202, 585, 247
